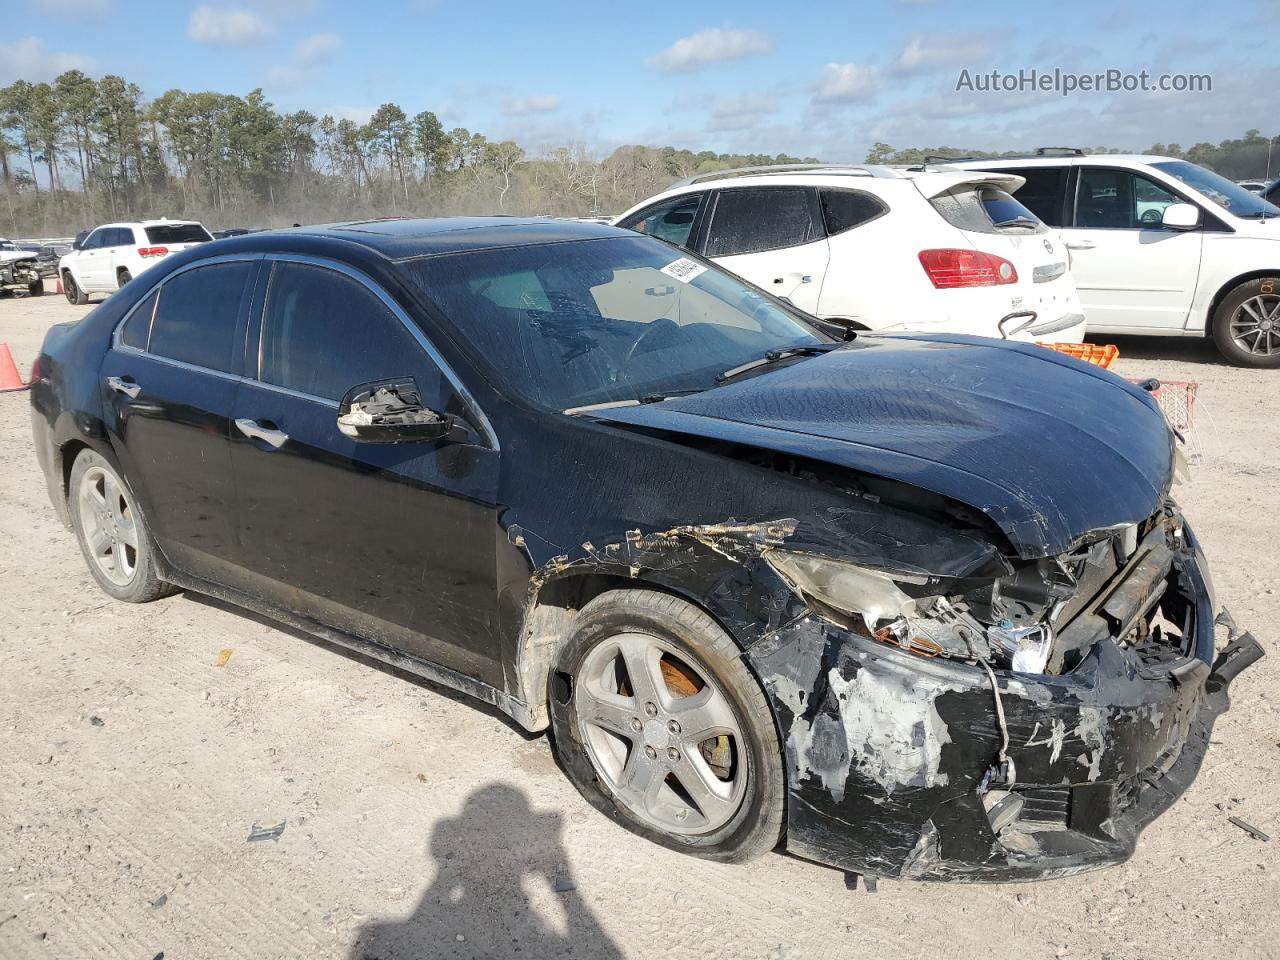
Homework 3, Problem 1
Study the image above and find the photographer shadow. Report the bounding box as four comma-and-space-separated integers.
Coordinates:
350, 783, 623, 960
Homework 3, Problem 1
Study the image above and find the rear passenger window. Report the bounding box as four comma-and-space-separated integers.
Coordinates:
705, 188, 819, 257
259, 262, 432, 403
119, 289, 158, 350
819, 189, 886, 235
148, 262, 252, 373
999, 168, 1069, 226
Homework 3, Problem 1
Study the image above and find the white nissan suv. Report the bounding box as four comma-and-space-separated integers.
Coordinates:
58, 219, 213, 305
947, 151, 1280, 367
613, 165, 1086, 343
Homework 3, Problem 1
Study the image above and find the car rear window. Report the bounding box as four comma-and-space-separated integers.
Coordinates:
929, 186, 1047, 235
819, 189, 886, 235
145, 223, 213, 244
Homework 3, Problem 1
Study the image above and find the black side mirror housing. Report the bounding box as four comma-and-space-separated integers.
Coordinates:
336, 378, 461, 444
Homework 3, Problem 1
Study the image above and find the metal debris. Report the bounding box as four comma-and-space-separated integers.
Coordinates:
246, 820, 287, 843
1227, 816, 1270, 842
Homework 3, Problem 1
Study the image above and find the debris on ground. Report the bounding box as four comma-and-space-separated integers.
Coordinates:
150, 893, 168, 909
88, 715, 104, 727
246, 820, 287, 843
1228, 816, 1271, 841
215, 649, 233, 667
552, 877, 576, 893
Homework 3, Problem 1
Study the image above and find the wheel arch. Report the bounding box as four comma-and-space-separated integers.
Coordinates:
1201, 269, 1280, 336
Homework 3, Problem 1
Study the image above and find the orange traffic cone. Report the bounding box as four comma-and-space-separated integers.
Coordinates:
0, 343, 28, 392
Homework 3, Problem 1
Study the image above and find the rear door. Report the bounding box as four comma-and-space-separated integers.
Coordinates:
229, 257, 503, 685
1060, 165, 1204, 332
100, 227, 133, 287
100, 255, 259, 583
701, 186, 829, 312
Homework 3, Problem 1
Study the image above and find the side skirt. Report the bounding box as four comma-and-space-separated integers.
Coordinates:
161, 568, 541, 732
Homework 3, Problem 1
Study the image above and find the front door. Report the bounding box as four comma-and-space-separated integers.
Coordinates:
100, 257, 259, 583
228, 258, 502, 685
77, 228, 111, 290
701, 186, 829, 313
1061, 167, 1204, 332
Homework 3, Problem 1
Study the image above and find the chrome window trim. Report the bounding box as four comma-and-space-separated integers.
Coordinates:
259, 253, 499, 450
111, 344, 247, 385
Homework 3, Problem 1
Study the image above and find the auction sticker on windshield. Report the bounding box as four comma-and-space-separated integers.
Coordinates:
661, 257, 708, 284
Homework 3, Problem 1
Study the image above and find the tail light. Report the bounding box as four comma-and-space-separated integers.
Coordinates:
137, 246, 169, 258
919, 249, 1018, 288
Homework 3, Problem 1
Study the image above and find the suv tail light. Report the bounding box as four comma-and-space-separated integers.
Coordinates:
137, 246, 169, 258
919, 249, 1018, 288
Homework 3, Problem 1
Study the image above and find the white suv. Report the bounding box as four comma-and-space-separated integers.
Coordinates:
613, 165, 1086, 343
59, 219, 213, 305
947, 151, 1280, 367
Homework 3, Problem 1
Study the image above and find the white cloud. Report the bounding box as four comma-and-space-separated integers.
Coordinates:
811, 63, 883, 104
500, 94, 561, 115
0, 36, 93, 83
894, 32, 994, 75
327, 104, 375, 124
294, 32, 341, 65
707, 93, 777, 131
187, 6, 272, 46
31, 0, 110, 18
649, 27, 774, 74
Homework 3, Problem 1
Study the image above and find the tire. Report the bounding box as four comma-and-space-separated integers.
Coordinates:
547, 589, 784, 863
63, 272, 88, 306
68, 449, 175, 603
1211, 276, 1280, 368
28, 278, 43, 297
117, 269, 132, 288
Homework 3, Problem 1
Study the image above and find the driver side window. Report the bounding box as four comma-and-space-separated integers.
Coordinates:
619, 193, 705, 249
1075, 169, 1180, 229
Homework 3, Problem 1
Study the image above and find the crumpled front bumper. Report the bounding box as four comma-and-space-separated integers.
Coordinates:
746, 531, 1263, 882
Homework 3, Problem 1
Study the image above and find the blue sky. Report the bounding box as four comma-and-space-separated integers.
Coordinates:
4, 0, 1274, 161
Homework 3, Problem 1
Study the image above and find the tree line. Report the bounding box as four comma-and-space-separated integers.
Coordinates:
1, 70, 1273, 238
0, 71, 817, 237
865, 131, 1280, 180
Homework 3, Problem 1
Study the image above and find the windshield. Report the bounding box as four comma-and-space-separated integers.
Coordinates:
1151, 160, 1280, 219
404, 235, 826, 410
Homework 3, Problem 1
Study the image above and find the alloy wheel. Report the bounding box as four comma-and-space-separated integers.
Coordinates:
1230, 293, 1280, 357
76, 465, 140, 586
574, 632, 747, 835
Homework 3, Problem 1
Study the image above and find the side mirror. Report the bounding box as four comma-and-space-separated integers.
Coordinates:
336, 378, 459, 444
1162, 203, 1201, 230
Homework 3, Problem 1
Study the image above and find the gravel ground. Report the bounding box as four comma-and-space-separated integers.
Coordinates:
1, 294, 1277, 960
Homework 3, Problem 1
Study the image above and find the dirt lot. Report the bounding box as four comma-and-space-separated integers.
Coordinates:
1, 293, 1277, 960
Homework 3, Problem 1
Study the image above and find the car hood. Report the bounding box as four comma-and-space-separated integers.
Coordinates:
0, 249, 37, 264
586, 334, 1174, 559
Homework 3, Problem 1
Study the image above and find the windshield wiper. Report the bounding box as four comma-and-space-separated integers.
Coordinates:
993, 216, 1041, 229
716, 343, 841, 383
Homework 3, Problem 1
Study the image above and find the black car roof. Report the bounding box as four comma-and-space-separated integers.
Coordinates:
253, 217, 626, 261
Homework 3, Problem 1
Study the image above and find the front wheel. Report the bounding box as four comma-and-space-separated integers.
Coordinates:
68, 449, 175, 603
1211, 277, 1280, 368
63, 272, 88, 306
547, 589, 785, 863
28, 278, 43, 296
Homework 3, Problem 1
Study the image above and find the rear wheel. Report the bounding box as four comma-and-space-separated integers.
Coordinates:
63, 272, 88, 306
1212, 277, 1280, 368
68, 449, 174, 603
547, 589, 784, 862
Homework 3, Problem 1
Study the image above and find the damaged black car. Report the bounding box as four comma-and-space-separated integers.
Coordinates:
30, 218, 1262, 883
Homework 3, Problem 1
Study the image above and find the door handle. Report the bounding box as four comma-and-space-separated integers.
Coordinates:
106, 376, 141, 399
1064, 240, 1096, 250
235, 418, 289, 449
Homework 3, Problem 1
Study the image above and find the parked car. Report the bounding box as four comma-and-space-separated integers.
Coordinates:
58, 219, 214, 305
30, 218, 1260, 882
947, 150, 1280, 367
17, 241, 72, 278
613, 165, 1086, 343
0, 238, 43, 296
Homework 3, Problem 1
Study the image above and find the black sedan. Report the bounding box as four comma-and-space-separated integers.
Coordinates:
29, 218, 1261, 882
